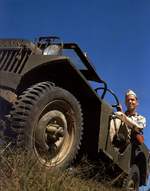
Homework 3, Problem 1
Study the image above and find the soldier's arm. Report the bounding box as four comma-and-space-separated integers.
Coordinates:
115, 112, 146, 132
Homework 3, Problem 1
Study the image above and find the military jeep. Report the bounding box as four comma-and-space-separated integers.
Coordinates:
0, 36, 149, 190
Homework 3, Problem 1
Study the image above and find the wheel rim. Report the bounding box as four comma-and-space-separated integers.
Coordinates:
34, 100, 75, 167
128, 179, 136, 191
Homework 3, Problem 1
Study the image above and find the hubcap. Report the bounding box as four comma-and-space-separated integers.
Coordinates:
128, 179, 137, 191
34, 101, 75, 167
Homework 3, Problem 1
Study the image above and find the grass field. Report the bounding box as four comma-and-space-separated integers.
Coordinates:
0, 143, 121, 191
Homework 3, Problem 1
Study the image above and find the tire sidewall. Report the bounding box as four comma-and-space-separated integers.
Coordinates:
126, 164, 140, 191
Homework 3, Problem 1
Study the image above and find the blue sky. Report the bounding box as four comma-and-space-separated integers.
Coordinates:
1, 0, 150, 189
1, 0, 149, 149
1, 0, 149, 150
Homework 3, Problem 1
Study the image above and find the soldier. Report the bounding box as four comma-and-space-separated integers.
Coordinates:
110, 89, 146, 150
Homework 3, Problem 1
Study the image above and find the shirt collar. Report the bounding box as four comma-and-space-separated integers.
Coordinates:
125, 111, 138, 117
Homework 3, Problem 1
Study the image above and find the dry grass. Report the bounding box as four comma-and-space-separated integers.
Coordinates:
0, 144, 120, 191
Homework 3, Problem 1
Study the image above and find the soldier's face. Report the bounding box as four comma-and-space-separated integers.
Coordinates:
125, 95, 138, 111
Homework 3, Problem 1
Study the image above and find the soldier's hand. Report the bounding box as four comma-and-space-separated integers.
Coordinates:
116, 103, 123, 112
115, 111, 125, 121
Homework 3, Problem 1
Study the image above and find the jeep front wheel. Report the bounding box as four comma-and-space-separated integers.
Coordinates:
11, 82, 83, 169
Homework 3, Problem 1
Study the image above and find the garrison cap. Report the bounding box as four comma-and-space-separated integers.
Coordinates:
125, 89, 137, 98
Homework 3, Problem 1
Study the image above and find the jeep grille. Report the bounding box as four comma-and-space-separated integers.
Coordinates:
0, 47, 31, 74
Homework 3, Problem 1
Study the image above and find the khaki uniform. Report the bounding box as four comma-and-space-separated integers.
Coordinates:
110, 112, 146, 143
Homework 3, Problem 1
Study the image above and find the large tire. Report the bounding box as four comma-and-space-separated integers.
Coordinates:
11, 82, 83, 169
123, 164, 140, 191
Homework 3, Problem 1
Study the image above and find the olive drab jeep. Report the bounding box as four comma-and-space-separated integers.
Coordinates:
0, 36, 149, 190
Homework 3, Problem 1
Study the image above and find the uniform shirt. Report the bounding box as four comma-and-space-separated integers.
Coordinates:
110, 111, 146, 142
125, 112, 146, 130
